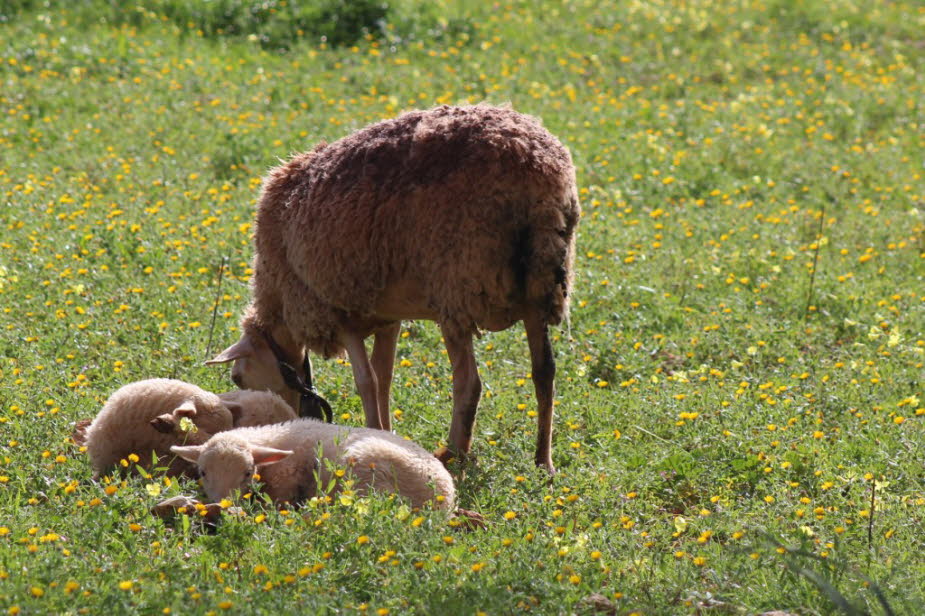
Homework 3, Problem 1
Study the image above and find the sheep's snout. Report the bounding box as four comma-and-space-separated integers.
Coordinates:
200, 465, 255, 504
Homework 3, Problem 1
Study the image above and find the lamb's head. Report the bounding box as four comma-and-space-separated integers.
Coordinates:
171, 434, 292, 503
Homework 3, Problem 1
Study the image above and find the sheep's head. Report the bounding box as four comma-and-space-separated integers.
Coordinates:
171, 435, 292, 503
206, 332, 293, 402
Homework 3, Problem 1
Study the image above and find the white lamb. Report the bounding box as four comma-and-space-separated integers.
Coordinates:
85, 380, 297, 479
171, 418, 456, 510
85, 379, 234, 478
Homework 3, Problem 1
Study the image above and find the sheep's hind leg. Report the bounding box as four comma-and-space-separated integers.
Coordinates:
371, 322, 400, 432
341, 331, 383, 430
524, 312, 556, 474
437, 327, 481, 466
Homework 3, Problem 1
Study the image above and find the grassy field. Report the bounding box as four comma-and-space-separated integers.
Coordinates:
1, 0, 923, 613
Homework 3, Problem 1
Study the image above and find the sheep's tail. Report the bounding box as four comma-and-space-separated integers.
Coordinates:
524, 188, 580, 326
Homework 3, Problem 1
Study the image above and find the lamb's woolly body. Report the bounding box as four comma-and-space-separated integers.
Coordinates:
86, 379, 233, 477
217, 389, 297, 426
191, 419, 455, 510
245, 104, 579, 357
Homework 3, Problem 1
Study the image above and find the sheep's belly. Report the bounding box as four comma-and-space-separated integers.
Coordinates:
371, 279, 439, 322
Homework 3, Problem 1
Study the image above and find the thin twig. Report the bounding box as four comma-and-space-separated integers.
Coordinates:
631, 425, 672, 445
867, 478, 876, 550
205, 256, 228, 359
804, 198, 828, 318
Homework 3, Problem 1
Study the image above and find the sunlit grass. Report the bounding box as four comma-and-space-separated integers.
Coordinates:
1, 0, 923, 613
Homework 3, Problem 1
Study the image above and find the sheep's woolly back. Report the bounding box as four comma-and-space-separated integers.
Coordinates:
201, 419, 455, 509
217, 389, 297, 426
246, 104, 579, 356
85, 379, 233, 476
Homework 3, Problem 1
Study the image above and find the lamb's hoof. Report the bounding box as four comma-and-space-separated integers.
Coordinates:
151, 495, 224, 524
579, 593, 617, 615
71, 419, 92, 447
451, 508, 487, 531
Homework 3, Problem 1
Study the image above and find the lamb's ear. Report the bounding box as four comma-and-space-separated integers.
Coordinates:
173, 400, 197, 419
205, 335, 255, 365
151, 414, 177, 434
223, 401, 244, 424
171, 445, 204, 463
250, 445, 293, 468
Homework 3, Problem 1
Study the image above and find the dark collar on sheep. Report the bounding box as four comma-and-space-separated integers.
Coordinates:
262, 331, 333, 423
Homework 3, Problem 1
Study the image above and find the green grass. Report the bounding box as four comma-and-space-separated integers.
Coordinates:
1, 0, 923, 613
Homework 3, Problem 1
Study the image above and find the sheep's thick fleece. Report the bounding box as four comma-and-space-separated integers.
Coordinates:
245, 104, 580, 357
86, 379, 234, 477
191, 419, 455, 510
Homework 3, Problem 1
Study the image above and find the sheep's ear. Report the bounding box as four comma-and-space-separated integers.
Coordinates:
223, 401, 244, 423
205, 335, 254, 365
151, 414, 177, 433
171, 445, 204, 463
250, 445, 293, 468
173, 400, 197, 418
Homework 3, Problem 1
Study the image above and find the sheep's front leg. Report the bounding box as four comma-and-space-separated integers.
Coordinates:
438, 327, 481, 464
370, 322, 400, 432
524, 312, 556, 474
341, 332, 382, 430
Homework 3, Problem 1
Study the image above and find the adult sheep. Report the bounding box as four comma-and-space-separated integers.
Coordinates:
208, 104, 579, 473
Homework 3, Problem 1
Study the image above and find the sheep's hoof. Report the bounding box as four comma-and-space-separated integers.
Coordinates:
535, 456, 556, 476
435, 446, 471, 468
434, 446, 455, 467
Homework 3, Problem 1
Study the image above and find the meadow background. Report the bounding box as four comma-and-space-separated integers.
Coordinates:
1, 0, 923, 613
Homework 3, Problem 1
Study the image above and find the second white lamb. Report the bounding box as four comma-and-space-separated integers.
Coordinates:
171, 418, 455, 510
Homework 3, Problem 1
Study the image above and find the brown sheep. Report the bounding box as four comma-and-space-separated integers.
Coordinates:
208, 104, 579, 473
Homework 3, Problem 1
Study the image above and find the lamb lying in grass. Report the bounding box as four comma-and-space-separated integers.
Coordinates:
84, 379, 296, 478
171, 418, 455, 510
